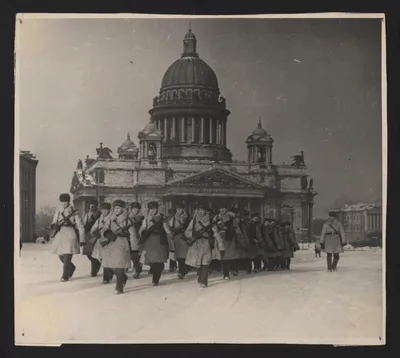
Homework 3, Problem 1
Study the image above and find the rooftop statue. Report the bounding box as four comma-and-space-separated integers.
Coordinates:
291, 150, 305, 167
96, 142, 113, 159
77, 159, 83, 170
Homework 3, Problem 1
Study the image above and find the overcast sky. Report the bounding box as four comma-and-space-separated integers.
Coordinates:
17, 17, 383, 216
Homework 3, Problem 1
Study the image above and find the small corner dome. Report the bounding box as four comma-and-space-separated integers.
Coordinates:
138, 118, 163, 140
246, 119, 274, 144
118, 133, 137, 151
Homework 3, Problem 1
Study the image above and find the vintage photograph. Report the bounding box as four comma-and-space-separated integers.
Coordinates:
15, 14, 385, 345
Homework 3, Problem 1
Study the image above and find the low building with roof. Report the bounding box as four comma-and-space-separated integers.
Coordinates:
329, 200, 383, 243
20, 150, 39, 242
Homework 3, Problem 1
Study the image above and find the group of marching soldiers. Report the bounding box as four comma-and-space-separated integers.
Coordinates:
49, 193, 300, 295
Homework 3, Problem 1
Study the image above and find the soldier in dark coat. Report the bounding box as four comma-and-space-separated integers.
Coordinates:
167, 208, 178, 272
101, 200, 133, 294
168, 203, 191, 279
49, 193, 85, 282
81, 200, 102, 276
208, 209, 221, 273
262, 218, 283, 271
215, 203, 245, 280
320, 211, 346, 272
279, 221, 300, 270
128, 202, 144, 279
185, 203, 225, 288
90, 202, 114, 283
235, 210, 252, 275
247, 213, 265, 273
139, 201, 173, 285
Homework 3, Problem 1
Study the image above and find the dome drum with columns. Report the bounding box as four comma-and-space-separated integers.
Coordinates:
149, 26, 232, 161
70, 26, 317, 240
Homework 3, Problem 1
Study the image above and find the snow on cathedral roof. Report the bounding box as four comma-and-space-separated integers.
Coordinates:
76, 169, 96, 186
330, 201, 382, 212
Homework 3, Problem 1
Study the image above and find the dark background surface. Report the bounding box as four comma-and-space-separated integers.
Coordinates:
3, 0, 399, 356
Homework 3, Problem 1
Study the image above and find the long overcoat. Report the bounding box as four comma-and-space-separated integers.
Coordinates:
320, 219, 346, 254
216, 213, 244, 261
81, 210, 101, 256
128, 213, 144, 252
139, 213, 173, 264
49, 205, 85, 255
100, 211, 132, 269
185, 214, 225, 268
246, 220, 265, 259
90, 212, 111, 261
261, 224, 282, 259
169, 212, 191, 260
280, 228, 300, 258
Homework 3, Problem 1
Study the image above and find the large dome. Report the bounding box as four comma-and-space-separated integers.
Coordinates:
160, 27, 219, 90
161, 57, 219, 89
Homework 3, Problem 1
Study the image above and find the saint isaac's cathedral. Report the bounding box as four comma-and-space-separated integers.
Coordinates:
70, 26, 317, 240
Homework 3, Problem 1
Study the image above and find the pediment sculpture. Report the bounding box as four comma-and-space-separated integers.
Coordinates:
174, 170, 258, 189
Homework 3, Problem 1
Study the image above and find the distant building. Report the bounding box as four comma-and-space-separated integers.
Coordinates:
330, 200, 383, 243
20, 150, 38, 242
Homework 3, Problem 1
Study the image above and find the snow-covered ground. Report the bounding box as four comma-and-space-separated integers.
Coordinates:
15, 243, 384, 346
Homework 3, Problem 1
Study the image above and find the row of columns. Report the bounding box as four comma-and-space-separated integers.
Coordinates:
155, 116, 227, 146
139, 141, 162, 160
367, 214, 382, 232
248, 146, 272, 164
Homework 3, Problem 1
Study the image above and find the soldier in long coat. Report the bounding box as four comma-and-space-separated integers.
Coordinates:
279, 221, 300, 270
101, 200, 133, 294
166, 208, 178, 272
169, 203, 191, 279
320, 211, 346, 272
139, 201, 173, 286
128, 202, 144, 279
185, 203, 225, 288
235, 210, 252, 275
90, 202, 114, 283
247, 213, 265, 273
215, 203, 245, 280
49, 193, 85, 282
261, 218, 283, 271
81, 200, 102, 276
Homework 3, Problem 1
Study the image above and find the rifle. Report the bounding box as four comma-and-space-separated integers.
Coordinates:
100, 216, 132, 247
187, 218, 213, 247
49, 209, 78, 239
140, 215, 167, 244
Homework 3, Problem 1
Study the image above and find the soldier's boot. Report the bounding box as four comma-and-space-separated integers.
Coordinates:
327, 254, 333, 272
332, 254, 339, 271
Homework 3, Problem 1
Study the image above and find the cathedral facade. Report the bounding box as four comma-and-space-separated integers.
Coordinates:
70, 27, 317, 240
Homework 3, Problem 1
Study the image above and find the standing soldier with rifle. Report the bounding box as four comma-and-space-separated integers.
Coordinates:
49, 193, 85, 282
100, 200, 133, 294
185, 202, 225, 288
90, 202, 113, 284
81, 200, 102, 277
128, 202, 144, 279
169, 203, 191, 279
139, 201, 173, 286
